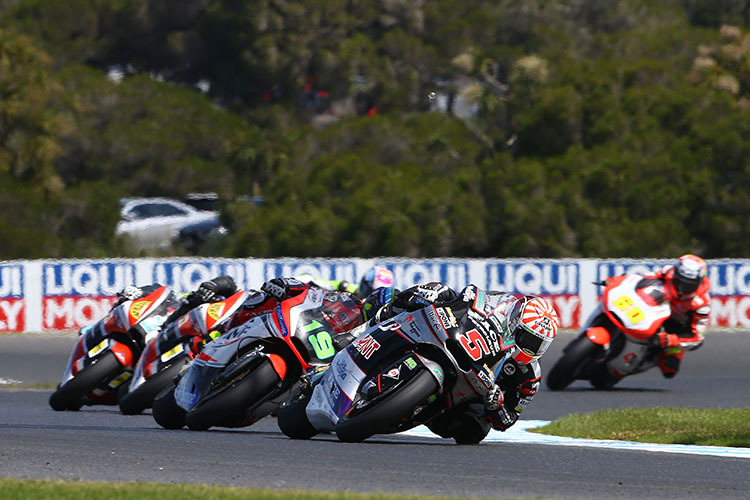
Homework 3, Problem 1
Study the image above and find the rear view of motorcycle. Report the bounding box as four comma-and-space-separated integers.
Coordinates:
49, 286, 180, 411
546, 274, 672, 390
151, 285, 364, 431
278, 296, 519, 443
118, 290, 249, 415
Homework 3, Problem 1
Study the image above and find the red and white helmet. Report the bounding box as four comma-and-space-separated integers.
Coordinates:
506, 296, 559, 359
667, 254, 707, 298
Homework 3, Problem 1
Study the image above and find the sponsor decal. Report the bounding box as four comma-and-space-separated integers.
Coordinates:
405, 357, 418, 370
503, 363, 517, 376
129, 300, 149, 320
384, 367, 400, 380
206, 302, 225, 321
335, 359, 349, 381
353, 334, 380, 359
436, 307, 458, 329
476, 368, 493, 388
425, 308, 443, 333
275, 305, 289, 337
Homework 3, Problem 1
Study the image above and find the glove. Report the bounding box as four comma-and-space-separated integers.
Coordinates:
488, 405, 519, 431
261, 278, 290, 300
483, 384, 503, 411
203, 275, 237, 298
118, 285, 142, 301
261, 277, 303, 301
655, 332, 681, 348
195, 275, 237, 303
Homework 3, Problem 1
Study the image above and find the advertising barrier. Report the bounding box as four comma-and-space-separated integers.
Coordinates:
1, 258, 748, 333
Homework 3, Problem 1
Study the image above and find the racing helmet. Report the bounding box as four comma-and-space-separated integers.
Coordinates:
357, 266, 395, 299
505, 296, 559, 358
669, 254, 707, 298
361, 286, 395, 321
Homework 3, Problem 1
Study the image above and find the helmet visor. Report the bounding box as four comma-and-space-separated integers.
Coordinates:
514, 324, 552, 358
673, 275, 700, 296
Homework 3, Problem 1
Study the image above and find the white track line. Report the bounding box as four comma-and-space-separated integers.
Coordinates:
401, 420, 750, 459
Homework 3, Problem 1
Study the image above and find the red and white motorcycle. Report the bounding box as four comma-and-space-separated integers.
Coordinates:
49, 286, 180, 411
118, 290, 249, 415
546, 274, 672, 390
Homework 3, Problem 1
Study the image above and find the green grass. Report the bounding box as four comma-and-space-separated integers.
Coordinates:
530, 407, 750, 447
0, 479, 537, 500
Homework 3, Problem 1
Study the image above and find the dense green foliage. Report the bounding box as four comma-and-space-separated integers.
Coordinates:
532, 406, 750, 447
0, 1, 748, 258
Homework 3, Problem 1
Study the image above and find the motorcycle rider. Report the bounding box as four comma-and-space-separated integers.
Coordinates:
362, 281, 559, 444
645, 254, 711, 378
226, 275, 394, 333
296, 265, 395, 299
112, 275, 238, 335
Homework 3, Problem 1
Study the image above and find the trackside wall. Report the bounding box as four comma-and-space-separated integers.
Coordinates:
1, 258, 748, 333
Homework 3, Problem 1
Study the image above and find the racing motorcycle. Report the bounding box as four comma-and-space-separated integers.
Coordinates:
277, 294, 516, 443
151, 285, 365, 431
49, 286, 181, 411
118, 289, 249, 415
546, 273, 672, 390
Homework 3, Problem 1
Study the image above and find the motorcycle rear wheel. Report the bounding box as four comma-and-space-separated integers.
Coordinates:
277, 393, 317, 440
119, 360, 187, 415
546, 335, 600, 391
184, 358, 280, 431
48, 351, 123, 411
152, 386, 186, 429
335, 369, 438, 443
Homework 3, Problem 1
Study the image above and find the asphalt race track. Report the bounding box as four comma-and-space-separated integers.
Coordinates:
1, 330, 749, 499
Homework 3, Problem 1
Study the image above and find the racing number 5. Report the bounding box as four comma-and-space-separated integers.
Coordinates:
458, 329, 490, 361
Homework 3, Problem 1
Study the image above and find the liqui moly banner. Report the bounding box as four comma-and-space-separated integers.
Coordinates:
0, 263, 25, 332
3, 258, 750, 333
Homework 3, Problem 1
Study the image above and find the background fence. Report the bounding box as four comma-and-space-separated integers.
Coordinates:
2, 258, 749, 333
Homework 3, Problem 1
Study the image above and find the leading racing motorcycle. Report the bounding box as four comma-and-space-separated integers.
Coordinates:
277, 294, 517, 443
118, 289, 249, 415
151, 285, 365, 431
546, 273, 672, 390
49, 286, 181, 411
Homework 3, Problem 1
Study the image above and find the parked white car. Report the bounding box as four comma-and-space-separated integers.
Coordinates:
115, 197, 222, 250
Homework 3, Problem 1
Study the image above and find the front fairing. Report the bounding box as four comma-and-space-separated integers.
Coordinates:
128, 292, 249, 392
601, 274, 672, 341
306, 307, 458, 431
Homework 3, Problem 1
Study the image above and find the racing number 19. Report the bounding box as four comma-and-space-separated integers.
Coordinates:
303, 320, 336, 359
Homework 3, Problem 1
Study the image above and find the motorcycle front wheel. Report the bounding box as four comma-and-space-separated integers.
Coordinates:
546, 335, 600, 391
335, 369, 438, 443
184, 358, 281, 431
277, 393, 317, 440
49, 350, 123, 411
119, 359, 187, 415
152, 386, 186, 429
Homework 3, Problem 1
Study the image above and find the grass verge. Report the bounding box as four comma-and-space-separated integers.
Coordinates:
530, 406, 750, 447
0, 479, 532, 500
